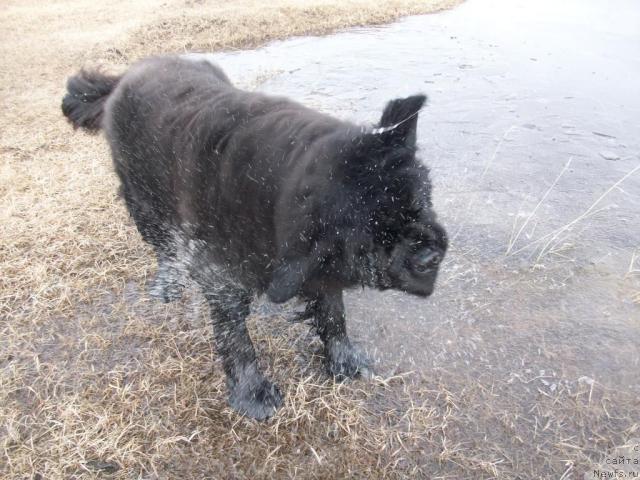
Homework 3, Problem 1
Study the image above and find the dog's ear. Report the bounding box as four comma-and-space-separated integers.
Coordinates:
375, 94, 426, 149
266, 252, 321, 303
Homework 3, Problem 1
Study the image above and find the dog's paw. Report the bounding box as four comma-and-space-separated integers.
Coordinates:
228, 374, 283, 421
147, 270, 185, 303
326, 338, 371, 380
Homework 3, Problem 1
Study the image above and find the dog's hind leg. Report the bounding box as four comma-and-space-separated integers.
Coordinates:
148, 231, 194, 303
148, 250, 186, 303
202, 281, 283, 420
311, 286, 371, 380
119, 182, 186, 302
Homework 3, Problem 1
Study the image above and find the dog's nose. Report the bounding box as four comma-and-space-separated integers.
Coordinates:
414, 251, 441, 273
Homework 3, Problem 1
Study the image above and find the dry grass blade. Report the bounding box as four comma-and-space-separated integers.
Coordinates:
506, 157, 572, 255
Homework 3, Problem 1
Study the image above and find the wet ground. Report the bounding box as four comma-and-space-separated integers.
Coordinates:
196, 0, 640, 475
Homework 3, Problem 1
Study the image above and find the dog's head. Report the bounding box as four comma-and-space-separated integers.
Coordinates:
370, 208, 448, 298
267, 94, 447, 302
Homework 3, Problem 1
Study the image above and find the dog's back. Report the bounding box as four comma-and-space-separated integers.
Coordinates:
98, 56, 348, 288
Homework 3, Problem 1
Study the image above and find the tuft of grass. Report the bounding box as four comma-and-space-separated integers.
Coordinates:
506, 160, 640, 261
626, 249, 640, 304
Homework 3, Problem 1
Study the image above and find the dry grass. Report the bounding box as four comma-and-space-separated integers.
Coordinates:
3, 285, 637, 478
2, 0, 639, 478
1, 292, 454, 478
122, 0, 462, 60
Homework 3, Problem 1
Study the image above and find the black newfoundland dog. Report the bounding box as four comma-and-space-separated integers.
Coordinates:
62, 56, 447, 420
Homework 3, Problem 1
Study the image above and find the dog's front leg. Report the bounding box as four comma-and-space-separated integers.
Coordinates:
204, 285, 283, 420
313, 286, 370, 380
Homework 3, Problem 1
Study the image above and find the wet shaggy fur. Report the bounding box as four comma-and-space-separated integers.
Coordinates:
62, 55, 447, 420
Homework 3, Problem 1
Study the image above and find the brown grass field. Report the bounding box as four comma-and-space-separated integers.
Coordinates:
2, 0, 639, 479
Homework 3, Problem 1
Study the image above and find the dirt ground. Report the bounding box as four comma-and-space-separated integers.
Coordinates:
2, 0, 639, 479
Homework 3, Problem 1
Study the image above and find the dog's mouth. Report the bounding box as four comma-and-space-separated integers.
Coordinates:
381, 260, 440, 297
404, 285, 435, 297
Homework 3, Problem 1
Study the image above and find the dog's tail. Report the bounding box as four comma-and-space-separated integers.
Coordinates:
61, 70, 121, 133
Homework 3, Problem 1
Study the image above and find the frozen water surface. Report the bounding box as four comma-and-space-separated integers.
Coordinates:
196, 0, 639, 392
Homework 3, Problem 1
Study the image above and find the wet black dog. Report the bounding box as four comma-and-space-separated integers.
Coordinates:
62, 56, 447, 420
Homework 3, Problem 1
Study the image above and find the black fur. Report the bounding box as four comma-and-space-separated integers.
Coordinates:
61, 70, 120, 132
62, 56, 448, 420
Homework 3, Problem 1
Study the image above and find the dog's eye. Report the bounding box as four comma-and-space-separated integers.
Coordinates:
412, 250, 441, 274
